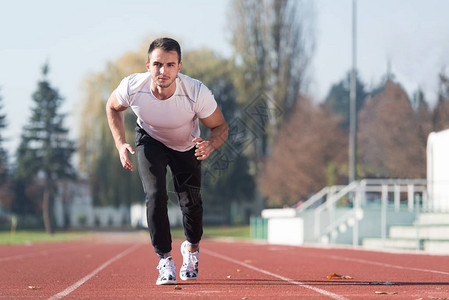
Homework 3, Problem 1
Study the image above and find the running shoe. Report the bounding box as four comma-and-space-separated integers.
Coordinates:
156, 257, 177, 285
180, 240, 199, 280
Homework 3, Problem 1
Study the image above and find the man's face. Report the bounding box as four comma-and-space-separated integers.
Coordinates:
146, 48, 181, 89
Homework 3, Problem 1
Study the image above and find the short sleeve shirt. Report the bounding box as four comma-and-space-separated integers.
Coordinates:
115, 72, 218, 151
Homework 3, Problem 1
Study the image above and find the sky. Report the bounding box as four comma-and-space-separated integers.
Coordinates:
1, 0, 449, 162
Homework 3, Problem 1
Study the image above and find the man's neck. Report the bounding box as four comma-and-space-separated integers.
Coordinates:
151, 81, 176, 100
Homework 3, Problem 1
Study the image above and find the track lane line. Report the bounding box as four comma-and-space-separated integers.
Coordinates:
322, 254, 449, 276
48, 244, 141, 300
202, 248, 348, 300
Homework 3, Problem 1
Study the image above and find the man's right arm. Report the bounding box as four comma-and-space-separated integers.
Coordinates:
105, 89, 135, 171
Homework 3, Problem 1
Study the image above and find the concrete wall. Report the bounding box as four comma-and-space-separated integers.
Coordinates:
130, 203, 183, 228
263, 207, 415, 246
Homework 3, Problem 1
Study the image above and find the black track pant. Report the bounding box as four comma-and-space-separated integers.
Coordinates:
135, 126, 203, 257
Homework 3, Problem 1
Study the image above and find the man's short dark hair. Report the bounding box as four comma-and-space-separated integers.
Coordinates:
148, 37, 181, 63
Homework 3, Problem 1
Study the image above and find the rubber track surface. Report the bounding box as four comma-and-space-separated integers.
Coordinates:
1, 232, 449, 299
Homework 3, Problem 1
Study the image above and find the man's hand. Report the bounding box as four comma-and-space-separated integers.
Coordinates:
193, 137, 214, 160
119, 143, 136, 171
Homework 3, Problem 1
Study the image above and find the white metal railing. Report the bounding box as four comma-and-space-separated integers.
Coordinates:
296, 179, 427, 246
295, 186, 346, 213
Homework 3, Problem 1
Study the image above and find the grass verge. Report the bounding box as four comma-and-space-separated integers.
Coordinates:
0, 230, 88, 245
171, 225, 250, 240
0, 225, 251, 245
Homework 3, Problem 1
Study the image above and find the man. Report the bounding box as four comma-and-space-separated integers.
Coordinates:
106, 37, 228, 285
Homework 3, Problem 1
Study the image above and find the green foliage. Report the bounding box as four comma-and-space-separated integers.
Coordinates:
16, 67, 75, 181
14, 64, 75, 231
182, 49, 255, 223
433, 73, 449, 131
324, 70, 368, 129
181, 48, 238, 123
0, 89, 11, 210
78, 52, 146, 207
0, 89, 8, 176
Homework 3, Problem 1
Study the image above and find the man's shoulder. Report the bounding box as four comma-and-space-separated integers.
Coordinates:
178, 72, 201, 83
177, 73, 209, 102
126, 72, 151, 88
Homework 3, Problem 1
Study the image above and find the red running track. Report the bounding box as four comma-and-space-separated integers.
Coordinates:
1, 231, 449, 299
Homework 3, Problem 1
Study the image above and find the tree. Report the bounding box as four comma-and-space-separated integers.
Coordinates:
229, 0, 316, 164
15, 64, 76, 233
433, 73, 449, 131
182, 48, 255, 223
412, 88, 432, 151
358, 80, 427, 178
259, 97, 347, 207
0, 88, 11, 210
324, 70, 368, 129
78, 44, 148, 207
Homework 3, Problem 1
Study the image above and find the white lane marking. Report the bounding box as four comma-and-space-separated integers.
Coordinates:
202, 248, 348, 300
323, 254, 449, 276
48, 244, 140, 300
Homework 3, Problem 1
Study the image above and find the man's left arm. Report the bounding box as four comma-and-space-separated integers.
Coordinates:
193, 107, 229, 160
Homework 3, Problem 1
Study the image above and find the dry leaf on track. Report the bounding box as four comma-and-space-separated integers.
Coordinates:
28, 286, 41, 290
327, 273, 353, 279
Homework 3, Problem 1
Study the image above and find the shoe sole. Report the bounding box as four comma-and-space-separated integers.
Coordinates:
180, 274, 197, 281
156, 279, 177, 285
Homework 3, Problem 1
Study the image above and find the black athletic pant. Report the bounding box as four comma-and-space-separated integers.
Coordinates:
135, 126, 203, 257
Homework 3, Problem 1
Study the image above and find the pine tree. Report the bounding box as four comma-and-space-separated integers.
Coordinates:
0, 88, 11, 210
324, 70, 368, 129
15, 64, 76, 233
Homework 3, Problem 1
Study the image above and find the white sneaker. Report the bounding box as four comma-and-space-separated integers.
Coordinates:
156, 257, 177, 285
180, 241, 199, 280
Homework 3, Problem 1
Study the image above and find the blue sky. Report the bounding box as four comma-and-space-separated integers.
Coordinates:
1, 0, 449, 160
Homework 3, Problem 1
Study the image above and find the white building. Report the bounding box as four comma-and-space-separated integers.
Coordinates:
427, 129, 449, 211
53, 179, 130, 228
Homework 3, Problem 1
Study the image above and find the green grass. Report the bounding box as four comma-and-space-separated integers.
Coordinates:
171, 225, 250, 240
0, 230, 88, 245
0, 225, 250, 245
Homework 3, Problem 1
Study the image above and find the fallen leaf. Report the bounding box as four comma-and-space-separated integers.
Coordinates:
173, 285, 182, 290
327, 273, 353, 279
28, 286, 41, 290
236, 269, 241, 273
227, 275, 232, 279
375, 291, 398, 295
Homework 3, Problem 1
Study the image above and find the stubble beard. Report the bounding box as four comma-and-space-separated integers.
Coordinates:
156, 76, 176, 89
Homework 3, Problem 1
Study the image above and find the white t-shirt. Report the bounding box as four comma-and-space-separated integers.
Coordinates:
115, 72, 217, 151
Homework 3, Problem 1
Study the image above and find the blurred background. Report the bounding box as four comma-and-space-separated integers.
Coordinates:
1, 0, 448, 250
